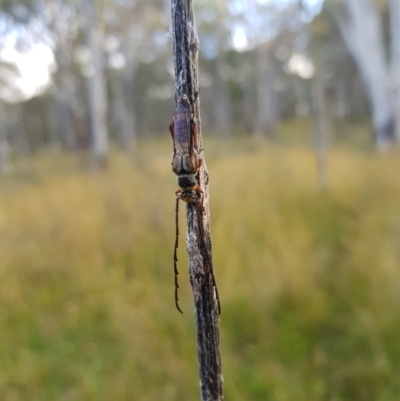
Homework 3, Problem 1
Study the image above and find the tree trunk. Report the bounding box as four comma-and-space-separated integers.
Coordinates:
390, 0, 400, 143
11, 105, 30, 156
109, 69, 134, 151
211, 13, 232, 137
120, 33, 138, 151
54, 40, 79, 150
44, 99, 61, 150
333, 74, 351, 118
213, 53, 232, 136
255, 45, 276, 136
54, 90, 75, 150
334, 0, 393, 149
49, 0, 82, 151
241, 54, 256, 134
0, 102, 10, 173
83, 0, 108, 168
312, 73, 329, 191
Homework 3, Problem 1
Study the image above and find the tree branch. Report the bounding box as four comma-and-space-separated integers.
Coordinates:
170, 1, 223, 400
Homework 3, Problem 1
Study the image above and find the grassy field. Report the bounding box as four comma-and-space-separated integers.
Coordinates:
1, 138, 400, 401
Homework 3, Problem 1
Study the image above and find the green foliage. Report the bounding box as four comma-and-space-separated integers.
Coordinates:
1, 140, 400, 400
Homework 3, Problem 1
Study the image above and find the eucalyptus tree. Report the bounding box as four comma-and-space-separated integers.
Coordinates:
48, 0, 84, 150
81, 0, 108, 168
389, 0, 400, 143
0, 101, 10, 172
329, 0, 393, 148
103, 0, 169, 149
211, 1, 233, 136
194, 0, 233, 136
0, 2, 52, 162
231, 0, 306, 136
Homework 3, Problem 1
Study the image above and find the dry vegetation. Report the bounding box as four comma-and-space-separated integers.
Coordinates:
1, 138, 400, 401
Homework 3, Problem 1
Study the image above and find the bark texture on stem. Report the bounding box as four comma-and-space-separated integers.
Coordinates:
170, 1, 223, 400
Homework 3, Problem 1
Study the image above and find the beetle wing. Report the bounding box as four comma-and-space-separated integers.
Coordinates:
173, 98, 191, 153
190, 116, 198, 152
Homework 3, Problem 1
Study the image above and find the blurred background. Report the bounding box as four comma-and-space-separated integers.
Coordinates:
1, 0, 400, 400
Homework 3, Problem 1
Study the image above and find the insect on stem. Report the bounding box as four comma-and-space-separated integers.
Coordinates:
169, 93, 220, 314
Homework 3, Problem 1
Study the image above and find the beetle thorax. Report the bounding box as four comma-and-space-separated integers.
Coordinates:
177, 174, 198, 190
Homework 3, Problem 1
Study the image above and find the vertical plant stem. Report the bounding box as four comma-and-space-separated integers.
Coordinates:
170, 1, 223, 400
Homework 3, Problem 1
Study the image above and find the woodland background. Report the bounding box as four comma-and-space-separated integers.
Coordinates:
1, 0, 400, 400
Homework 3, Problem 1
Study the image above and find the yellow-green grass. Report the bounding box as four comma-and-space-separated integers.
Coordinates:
1, 139, 400, 401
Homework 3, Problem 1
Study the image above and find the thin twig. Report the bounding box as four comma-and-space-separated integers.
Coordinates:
170, 1, 224, 400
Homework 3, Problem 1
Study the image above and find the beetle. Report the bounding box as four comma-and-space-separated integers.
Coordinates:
169, 94, 220, 314
169, 94, 204, 206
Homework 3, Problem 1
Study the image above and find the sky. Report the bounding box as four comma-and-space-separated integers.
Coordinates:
0, 14, 55, 103
0, 35, 55, 103
232, 0, 324, 51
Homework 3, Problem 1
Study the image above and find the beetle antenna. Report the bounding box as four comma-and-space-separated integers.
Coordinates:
174, 197, 183, 313
196, 198, 221, 315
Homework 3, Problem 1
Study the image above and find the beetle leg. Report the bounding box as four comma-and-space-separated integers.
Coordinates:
196, 185, 205, 213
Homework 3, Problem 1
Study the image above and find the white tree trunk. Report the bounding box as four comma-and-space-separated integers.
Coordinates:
210, 18, 232, 136
333, 75, 351, 118
312, 73, 329, 191
83, 0, 108, 167
54, 66, 79, 149
49, 0, 81, 150
109, 70, 130, 149
255, 45, 276, 136
213, 54, 232, 136
390, 0, 400, 143
336, 0, 393, 149
240, 55, 255, 134
0, 102, 10, 173
120, 32, 138, 150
